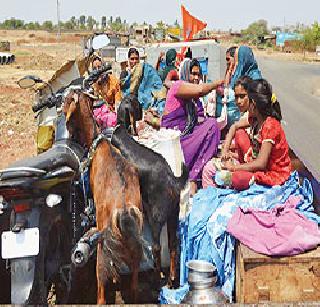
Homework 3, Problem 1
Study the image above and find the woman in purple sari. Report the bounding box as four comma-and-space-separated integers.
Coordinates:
161, 59, 223, 195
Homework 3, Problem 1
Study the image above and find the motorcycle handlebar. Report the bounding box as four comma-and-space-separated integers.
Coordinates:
32, 64, 112, 113
32, 94, 63, 113
84, 64, 112, 88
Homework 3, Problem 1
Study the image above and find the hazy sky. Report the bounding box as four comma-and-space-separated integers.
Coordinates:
0, 0, 319, 30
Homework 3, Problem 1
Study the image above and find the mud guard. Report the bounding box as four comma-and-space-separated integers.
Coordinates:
10, 208, 40, 304
11, 257, 36, 304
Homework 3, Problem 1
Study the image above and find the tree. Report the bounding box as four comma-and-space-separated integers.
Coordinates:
101, 16, 107, 28
156, 20, 165, 29
70, 16, 77, 29
87, 16, 96, 30
302, 22, 320, 51
79, 15, 86, 26
242, 19, 269, 37
2, 18, 24, 29
25, 21, 40, 30
42, 20, 53, 30
63, 21, 74, 30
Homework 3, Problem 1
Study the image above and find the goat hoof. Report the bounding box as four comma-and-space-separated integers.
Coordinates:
167, 277, 178, 289
160, 271, 165, 279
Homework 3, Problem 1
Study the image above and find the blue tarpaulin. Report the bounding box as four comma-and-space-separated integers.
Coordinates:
276, 32, 302, 47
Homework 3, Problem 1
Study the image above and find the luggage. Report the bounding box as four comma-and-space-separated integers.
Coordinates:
236, 243, 320, 303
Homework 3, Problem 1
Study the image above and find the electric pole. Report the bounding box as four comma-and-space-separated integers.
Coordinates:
57, 0, 61, 38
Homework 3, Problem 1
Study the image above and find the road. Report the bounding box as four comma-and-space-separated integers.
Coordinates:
256, 56, 320, 181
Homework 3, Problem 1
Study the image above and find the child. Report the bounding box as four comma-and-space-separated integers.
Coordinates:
220, 79, 291, 190
202, 76, 252, 188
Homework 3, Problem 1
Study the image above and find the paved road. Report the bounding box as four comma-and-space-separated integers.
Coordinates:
256, 57, 320, 181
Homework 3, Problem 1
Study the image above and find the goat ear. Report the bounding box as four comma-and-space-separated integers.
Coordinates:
65, 100, 77, 123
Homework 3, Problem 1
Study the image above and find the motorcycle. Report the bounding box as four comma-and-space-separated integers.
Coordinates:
0, 33, 113, 304
0, 78, 87, 304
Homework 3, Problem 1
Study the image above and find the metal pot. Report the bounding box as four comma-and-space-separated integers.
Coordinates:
182, 260, 226, 304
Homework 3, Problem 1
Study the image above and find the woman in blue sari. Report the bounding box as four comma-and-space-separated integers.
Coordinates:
220, 46, 262, 129
230, 46, 262, 88
121, 47, 163, 110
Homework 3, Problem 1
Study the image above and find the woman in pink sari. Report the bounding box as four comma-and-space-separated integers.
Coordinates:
161, 59, 223, 195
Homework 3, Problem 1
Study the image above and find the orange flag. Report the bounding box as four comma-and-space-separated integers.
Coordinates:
181, 5, 207, 41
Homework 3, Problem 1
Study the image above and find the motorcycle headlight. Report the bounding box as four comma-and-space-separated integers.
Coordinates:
46, 194, 62, 208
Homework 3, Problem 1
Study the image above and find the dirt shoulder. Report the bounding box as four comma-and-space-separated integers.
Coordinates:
0, 30, 83, 169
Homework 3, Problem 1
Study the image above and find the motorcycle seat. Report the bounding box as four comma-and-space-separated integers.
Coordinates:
0, 140, 85, 181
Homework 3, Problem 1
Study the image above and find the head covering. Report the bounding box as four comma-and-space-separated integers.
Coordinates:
159, 49, 177, 81
230, 46, 262, 88
165, 48, 177, 66
179, 58, 191, 82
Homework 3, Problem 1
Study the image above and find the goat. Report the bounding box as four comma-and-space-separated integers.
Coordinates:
111, 94, 188, 287
63, 90, 144, 303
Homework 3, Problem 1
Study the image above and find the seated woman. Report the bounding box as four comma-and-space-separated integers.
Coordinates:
217, 46, 262, 131
202, 76, 252, 188
91, 58, 122, 128
91, 55, 103, 70
161, 58, 223, 195
121, 47, 163, 110
219, 79, 291, 190
156, 48, 177, 82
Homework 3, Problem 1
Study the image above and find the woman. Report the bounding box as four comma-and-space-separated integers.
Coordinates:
120, 47, 140, 92
91, 55, 103, 71
161, 59, 223, 195
91, 59, 122, 128
157, 48, 177, 82
202, 76, 252, 188
219, 46, 262, 130
215, 46, 236, 119
225, 46, 237, 85
222, 79, 292, 190
121, 47, 163, 110
230, 46, 262, 88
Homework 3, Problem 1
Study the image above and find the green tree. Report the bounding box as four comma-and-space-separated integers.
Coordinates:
302, 22, 320, 51
242, 19, 269, 38
63, 21, 74, 30
42, 20, 53, 30
2, 18, 24, 29
156, 20, 165, 29
25, 21, 40, 30
87, 16, 96, 30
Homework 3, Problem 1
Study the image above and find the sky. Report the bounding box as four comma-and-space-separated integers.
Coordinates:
0, 0, 319, 30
